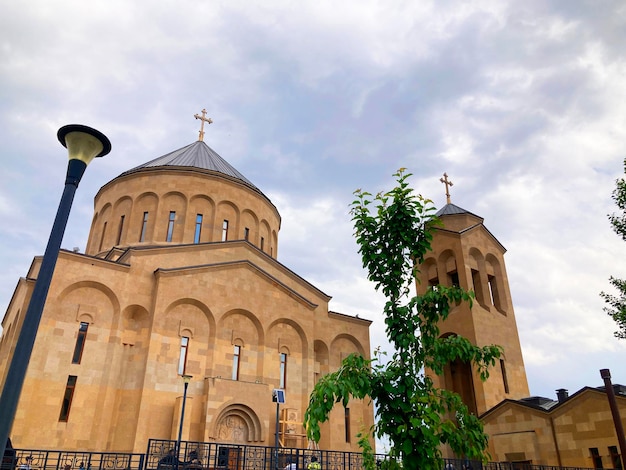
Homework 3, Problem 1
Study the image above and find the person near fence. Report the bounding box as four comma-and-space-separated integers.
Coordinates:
18, 456, 32, 470
284, 456, 297, 470
307, 456, 320, 470
158, 449, 183, 470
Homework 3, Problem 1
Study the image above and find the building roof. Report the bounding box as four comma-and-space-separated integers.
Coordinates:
436, 203, 483, 220
119, 140, 259, 192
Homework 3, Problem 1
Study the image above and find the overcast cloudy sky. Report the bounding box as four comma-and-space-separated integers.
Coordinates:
1, 0, 626, 408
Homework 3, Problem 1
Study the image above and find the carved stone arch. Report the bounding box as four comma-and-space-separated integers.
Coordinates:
111, 196, 133, 246
219, 309, 265, 380
188, 195, 216, 243
133, 192, 159, 243
422, 257, 439, 286
216, 201, 240, 241
485, 253, 506, 314
121, 304, 151, 347
440, 332, 477, 414
241, 209, 259, 244
329, 333, 365, 368
212, 403, 263, 442
158, 191, 188, 243
314, 339, 330, 381
95, 202, 113, 253
56, 280, 121, 328
164, 298, 215, 377
438, 249, 460, 288
468, 247, 488, 307
259, 220, 271, 253
266, 318, 309, 357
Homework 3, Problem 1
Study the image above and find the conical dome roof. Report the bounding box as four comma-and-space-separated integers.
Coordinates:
119, 140, 260, 193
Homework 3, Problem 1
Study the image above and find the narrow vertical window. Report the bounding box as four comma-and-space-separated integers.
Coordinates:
471, 269, 484, 304
260, 237, 265, 251
500, 359, 509, 394
99, 222, 107, 251
244, 227, 250, 241
344, 407, 351, 443
116, 215, 125, 245
72, 322, 89, 364
194, 214, 203, 244
59, 375, 77, 422
222, 220, 229, 241
166, 211, 176, 242
178, 336, 189, 375
590, 448, 603, 469
448, 271, 460, 287
609, 446, 621, 470
232, 345, 241, 380
140, 212, 149, 242
279, 353, 287, 389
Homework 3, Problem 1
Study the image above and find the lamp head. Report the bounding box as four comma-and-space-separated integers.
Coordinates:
58, 124, 111, 166
182, 374, 193, 384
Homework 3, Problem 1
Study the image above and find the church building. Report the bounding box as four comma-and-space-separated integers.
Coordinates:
422, 174, 626, 469
0, 113, 373, 454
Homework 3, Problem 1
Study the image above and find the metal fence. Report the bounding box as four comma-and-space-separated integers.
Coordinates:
7, 440, 597, 470
8, 450, 144, 470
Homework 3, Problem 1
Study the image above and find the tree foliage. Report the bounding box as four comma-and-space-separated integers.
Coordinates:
601, 159, 626, 339
303, 169, 502, 470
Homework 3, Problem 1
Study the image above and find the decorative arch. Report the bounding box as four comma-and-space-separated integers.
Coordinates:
133, 192, 159, 243
259, 220, 271, 253
111, 196, 133, 247
241, 209, 259, 243
440, 332, 477, 414
57, 280, 121, 326
485, 253, 506, 314
438, 249, 459, 288
188, 195, 216, 243
216, 201, 240, 241
468, 247, 487, 307
329, 333, 365, 368
314, 339, 330, 382
422, 257, 439, 286
212, 403, 264, 442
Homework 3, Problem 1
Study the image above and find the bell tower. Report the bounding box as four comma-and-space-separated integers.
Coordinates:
417, 174, 529, 415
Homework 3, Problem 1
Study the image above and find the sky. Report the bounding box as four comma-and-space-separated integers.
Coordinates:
1, 0, 626, 415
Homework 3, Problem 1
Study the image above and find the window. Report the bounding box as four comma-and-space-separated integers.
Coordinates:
59, 375, 77, 422
279, 353, 287, 389
140, 212, 149, 242
232, 345, 241, 380
591, 448, 603, 469
99, 222, 107, 251
609, 446, 621, 470
471, 269, 485, 304
488, 274, 503, 311
222, 220, 229, 241
72, 322, 89, 364
500, 359, 509, 394
448, 271, 460, 287
166, 211, 176, 242
194, 214, 203, 244
244, 227, 249, 241
344, 407, 351, 443
116, 215, 125, 245
260, 237, 265, 251
178, 337, 189, 375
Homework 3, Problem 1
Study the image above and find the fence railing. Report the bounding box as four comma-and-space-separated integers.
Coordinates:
8, 440, 597, 470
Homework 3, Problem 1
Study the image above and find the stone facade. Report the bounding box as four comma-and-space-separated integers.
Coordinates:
483, 387, 626, 468
0, 140, 373, 453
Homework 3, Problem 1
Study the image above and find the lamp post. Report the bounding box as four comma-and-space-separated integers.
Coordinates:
176, 374, 193, 470
0, 125, 111, 459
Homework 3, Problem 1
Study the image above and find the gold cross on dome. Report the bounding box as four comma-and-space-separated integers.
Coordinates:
440, 172, 453, 204
194, 108, 213, 142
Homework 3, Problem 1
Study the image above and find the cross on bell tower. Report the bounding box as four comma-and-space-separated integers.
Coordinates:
194, 109, 213, 142
440, 172, 453, 205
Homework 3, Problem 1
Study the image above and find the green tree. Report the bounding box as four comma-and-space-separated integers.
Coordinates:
601, 159, 626, 339
303, 169, 502, 470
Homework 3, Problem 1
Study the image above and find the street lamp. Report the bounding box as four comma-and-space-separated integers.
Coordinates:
0, 125, 111, 459
176, 374, 193, 470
